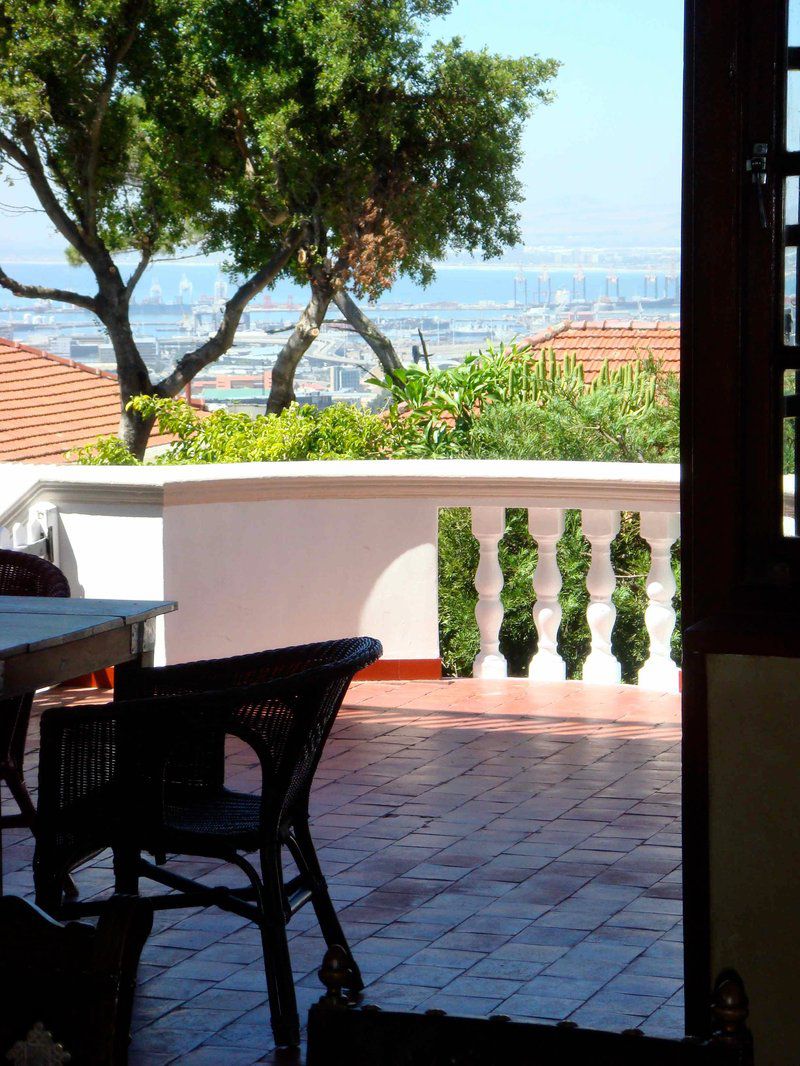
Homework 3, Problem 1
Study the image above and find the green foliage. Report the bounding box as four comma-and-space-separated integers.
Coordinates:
0, 0, 210, 258
74, 345, 681, 683
73, 397, 399, 464
430, 353, 680, 678
155, 1, 559, 293
69, 434, 141, 466
371, 343, 674, 460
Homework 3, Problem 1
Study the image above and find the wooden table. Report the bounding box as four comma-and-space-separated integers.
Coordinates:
0, 596, 176, 894
0, 596, 177, 699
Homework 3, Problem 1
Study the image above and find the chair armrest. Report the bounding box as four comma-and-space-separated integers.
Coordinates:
116, 639, 368, 701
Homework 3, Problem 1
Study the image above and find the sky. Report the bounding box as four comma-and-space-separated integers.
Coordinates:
428, 0, 684, 247
0, 0, 684, 259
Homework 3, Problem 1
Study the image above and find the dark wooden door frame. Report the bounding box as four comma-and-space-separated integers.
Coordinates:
681, 0, 794, 1038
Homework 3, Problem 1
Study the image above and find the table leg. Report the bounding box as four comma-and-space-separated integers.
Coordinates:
114, 620, 156, 700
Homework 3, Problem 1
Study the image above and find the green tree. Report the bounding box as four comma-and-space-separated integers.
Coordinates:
0, 0, 305, 457
176, 1, 559, 412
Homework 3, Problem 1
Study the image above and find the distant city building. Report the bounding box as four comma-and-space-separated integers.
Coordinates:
329, 365, 363, 391
213, 277, 228, 305
296, 390, 333, 410
178, 274, 194, 305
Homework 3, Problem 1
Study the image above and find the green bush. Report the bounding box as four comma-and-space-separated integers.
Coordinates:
74, 349, 681, 682
434, 364, 680, 679
72, 397, 399, 464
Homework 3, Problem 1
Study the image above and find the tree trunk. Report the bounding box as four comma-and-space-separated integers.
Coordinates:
119, 405, 156, 458
332, 289, 402, 374
98, 291, 156, 460
267, 281, 332, 414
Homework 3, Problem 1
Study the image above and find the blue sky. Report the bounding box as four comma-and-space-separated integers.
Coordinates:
1, 1, 684, 257
428, 0, 684, 245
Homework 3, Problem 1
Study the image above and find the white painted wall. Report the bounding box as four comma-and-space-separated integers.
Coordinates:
0, 459, 683, 671
56, 503, 167, 662
163, 497, 438, 662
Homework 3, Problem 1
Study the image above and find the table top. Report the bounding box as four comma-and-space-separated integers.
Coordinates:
0, 597, 177, 659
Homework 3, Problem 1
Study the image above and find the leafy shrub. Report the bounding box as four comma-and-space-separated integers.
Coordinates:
72, 397, 399, 464
371, 342, 670, 457
434, 362, 680, 679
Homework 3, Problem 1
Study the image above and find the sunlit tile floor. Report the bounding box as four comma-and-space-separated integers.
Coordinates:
4, 679, 683, 1064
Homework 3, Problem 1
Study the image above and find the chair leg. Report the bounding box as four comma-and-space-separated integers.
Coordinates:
291, 820, 364, 992
33, 857, 64, 916
259, 845, 300, 1047
113, 847, 140, 896
3, 766, 37, 827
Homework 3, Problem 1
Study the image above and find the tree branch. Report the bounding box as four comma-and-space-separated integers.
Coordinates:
230, 103, 289, 226
0, 266, 98, 313
155, 229, 305, 396
0, 130, 97, 262
332, 287, 402, 372
86, 3, 146, 230
266, 280, 332, 414
124, 249, 152, 299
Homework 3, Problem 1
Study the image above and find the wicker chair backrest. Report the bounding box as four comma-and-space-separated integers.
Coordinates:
37, 637, 381, 866
116, 637, 380, 813
0, 549, 70, 598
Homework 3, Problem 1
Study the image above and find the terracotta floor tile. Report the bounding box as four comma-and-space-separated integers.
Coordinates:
15, 679, 684, 1060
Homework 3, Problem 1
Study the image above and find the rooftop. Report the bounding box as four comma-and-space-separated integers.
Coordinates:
524, 321, 680, 380
0, 338, 197, 463
7, 678, 682, 1064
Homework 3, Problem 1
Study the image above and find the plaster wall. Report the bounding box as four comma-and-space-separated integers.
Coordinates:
162, 496, 439, 663
55, 503, 167, 662
707, 653, 800, 1066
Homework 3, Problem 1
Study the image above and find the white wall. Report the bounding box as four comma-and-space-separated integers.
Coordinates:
56, 502, 167, 662
162, 496, 439, 662
0, 460, 681, 671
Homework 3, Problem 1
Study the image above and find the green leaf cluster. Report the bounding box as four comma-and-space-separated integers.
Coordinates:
143, 1, 560, 292
71, 395, 400, 464
372, 342, 676, 461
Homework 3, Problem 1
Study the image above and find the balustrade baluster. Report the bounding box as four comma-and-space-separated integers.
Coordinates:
638, 511, 680, 692
582, 509, 622, 685
471, 506, 507, 679
528, 507, 566, 682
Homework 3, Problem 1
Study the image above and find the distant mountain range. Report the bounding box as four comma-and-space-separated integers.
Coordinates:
0, 196, 681, 263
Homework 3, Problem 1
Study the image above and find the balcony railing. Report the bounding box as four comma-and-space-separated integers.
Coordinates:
0, 459, 680, 690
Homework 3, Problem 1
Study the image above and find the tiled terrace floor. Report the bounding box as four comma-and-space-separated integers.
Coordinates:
5, 679, 683, 1064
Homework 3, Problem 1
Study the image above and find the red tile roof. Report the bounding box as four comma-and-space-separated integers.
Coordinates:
0, 338, 198, 463
523, 320, 680, 379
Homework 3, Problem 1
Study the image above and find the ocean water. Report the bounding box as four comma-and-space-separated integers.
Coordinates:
0, 260, 679, 313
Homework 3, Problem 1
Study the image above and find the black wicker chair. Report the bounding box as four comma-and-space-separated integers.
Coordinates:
34, 636, 382, 1047
0, 549, 70, 892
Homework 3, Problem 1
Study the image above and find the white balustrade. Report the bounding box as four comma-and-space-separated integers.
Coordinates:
0, 460, 682, 689
471, 505, 507, 679
638, 512, 681, 692
528, 507, 566, 682
581, 509, 622, 685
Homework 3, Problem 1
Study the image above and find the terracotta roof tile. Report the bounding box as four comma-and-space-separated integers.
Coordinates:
0, 338, 201, 463
523, 320, 680, 380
